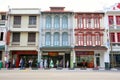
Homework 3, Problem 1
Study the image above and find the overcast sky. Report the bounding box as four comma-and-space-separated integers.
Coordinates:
0, 0, 120, 11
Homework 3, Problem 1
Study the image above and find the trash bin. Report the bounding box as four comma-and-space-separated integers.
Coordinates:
105, 62, 110, 70
0, 61, 2, 69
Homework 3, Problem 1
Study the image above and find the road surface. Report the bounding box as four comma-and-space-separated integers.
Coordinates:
0, 68, 120, 80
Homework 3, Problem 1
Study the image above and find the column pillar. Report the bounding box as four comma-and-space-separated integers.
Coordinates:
51, 32, 53, 46
104, 50, 110, 69
38, 50, 42, 68
70, 49, 75, 68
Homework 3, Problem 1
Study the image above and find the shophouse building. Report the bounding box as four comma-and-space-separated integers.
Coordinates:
39, 7, 74, 68
105, 3, 120, 68
7, 8, 40, 68
0, 12, 7, 63
74, 12, 108, 68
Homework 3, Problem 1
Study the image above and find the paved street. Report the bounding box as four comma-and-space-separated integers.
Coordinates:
0, 68, 120, 80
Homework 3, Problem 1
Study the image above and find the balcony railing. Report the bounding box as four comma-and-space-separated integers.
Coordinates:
13, 25, 21, 28
0, 20, 5, 25
27, 42, 35, 46
28, 25, 36, 28
11, 42, 20, 45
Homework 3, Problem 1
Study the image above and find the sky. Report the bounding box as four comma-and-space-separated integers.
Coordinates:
0, 0, 120, 12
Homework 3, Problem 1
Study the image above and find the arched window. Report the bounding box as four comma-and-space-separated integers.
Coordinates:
46, 16, 52, 29
86, 33, 92, 46
45, 32, 51, 46
62, 16, 68, 29
53, 32, 60, 46
54, 16, 60, 29
95, 32, 100, 45
62, 32, 68, 46
78, 33, 84, 46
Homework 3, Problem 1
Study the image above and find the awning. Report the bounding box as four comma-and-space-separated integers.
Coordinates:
74, 46, 107, 51
40, 46, 73, 51
0, 45, 5, 50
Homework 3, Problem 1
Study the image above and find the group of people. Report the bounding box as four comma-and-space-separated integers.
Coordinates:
5, 58, 16, 69
4, 57, 69, 69
39, 58, 69, 68
19, 58, 33, 69
4, 58, 33, 69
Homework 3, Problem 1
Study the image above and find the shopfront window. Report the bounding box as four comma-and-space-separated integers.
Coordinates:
76, 51, 94, 68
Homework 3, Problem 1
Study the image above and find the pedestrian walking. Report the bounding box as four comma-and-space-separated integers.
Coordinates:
40, 58, 43, 68
66, 60, 69, 68
19, 58, 24, 69
56, 60, 59, 68
44, 58, 47, 68
28, 59, 33, 68
50, 59, 54, 68
12, 58, 16, 68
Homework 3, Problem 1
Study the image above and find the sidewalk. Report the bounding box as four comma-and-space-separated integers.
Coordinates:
0, 68, 119, 71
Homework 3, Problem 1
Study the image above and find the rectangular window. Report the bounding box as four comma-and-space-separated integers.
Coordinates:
117, 33, 120, 42
78, 33, 84, 46
29, 16, 36, 25
86, 34, 92, 46
110, 33, 115, 42
12, 32, 20, 42
0, 32, 3, 41
86, 18, 91, 28
94, 18, 100, 28
13, 16, 21, 25
95, 33, 100, 45
116, 16, 120, 25
28, 32, 36, 42
108, 16, 114, 25
78, 17, 83, 28
1, 15, 6, 20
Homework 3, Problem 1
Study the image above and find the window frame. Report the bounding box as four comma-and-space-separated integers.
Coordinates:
110, 33, 115, 42
45, 16, 52, 29
29, 16, 37, 25
108, 16, 114, 25
62, 32, 68, 46
116, 16, 120, 25
12, 32, 20, 42
28, 32, 36, 42
13, 16, 21, 25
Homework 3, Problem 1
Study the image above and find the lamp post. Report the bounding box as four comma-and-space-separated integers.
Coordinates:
109, 26, 114, 68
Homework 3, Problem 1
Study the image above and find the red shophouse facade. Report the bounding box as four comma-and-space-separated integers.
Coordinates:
74, 12, 107, 68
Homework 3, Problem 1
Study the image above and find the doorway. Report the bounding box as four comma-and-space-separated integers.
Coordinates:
19, 54, 37, 68
96, 57, 100, 66
42, 55, 63, 68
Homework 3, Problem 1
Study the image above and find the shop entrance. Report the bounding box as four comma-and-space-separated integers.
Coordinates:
42, 52, 70, 68
76, 51, 94, 68
19, 54, 37, 68
43, 55, 63, 68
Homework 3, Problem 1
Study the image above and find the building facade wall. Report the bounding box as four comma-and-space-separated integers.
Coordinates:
105, 3, 120, 68
7, 8, 40, 68
74, 13, 108, 68
39, 7, 74, 68
0, 12, 7, 65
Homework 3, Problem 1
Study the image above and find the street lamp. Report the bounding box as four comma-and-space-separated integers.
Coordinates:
109, 25, 114, 68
